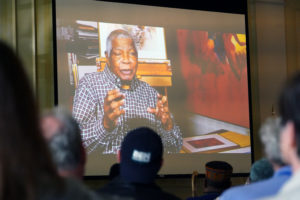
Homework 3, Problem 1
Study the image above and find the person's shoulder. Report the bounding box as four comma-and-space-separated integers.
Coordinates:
136, 183, 181, 200
62, 178, 100, 200
78, 72, 106, 86
159, 191, 181, 200
219, 184, 251, 200
220, 176, 286, 200
187, 192, 220, 200
97, 177, 135, 196
38, 177, 100, 200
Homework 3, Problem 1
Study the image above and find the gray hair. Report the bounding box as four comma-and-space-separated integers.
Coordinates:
106, 29, 137, 57
44, 107, 83, 171
259, 117, 285, 166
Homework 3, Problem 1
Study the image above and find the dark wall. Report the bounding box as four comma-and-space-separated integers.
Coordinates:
97, 0, 247, 14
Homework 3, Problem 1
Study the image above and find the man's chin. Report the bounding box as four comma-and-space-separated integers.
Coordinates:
120, 75, 134, 82
121, 79, 133, 85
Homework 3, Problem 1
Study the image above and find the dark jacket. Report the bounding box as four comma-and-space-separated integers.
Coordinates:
97, 176, 181, 200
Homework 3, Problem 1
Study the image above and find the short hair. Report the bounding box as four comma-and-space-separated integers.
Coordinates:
106, 29, 137, 57
44, 107, 84, 171
259, 117, 285, 166
249, 158, 274, 183
279, 73, 300, 157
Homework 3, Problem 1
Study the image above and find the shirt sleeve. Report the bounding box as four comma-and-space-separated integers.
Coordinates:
72, 76, 117, 153
157, 113, 183, 153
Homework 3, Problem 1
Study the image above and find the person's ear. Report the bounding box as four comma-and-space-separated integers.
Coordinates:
117, 150, 121, 163
285, 122, 297, 148
280, 121, 297, 164
105, 51, 111, 66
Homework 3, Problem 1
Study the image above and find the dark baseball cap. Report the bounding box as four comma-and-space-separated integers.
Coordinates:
120, 127, 163, 184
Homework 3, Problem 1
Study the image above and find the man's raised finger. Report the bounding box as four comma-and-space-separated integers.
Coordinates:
106, 90, 124, 103
110, 99, 125, 110
161, 96, 168, 105
147, 107, 158, 115
108, 108, 125, 121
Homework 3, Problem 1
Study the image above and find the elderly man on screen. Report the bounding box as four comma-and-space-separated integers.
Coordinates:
73, 29, 182, 154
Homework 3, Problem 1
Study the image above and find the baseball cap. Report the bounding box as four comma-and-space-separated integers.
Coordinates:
120, 127, 163, 184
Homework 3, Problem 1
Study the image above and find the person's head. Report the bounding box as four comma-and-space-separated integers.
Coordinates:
259, 117, 286, 167
41, 107, 86, 179
105, 29, 138, 83
278, 73, 300, 166
204, 161, 233, 192
0, 41, 60, 200
119, 127, 163, 184
248, 158, 274, 183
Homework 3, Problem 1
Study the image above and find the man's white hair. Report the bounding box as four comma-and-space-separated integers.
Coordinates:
259, 117, 286, 166
106, 29, 137, 57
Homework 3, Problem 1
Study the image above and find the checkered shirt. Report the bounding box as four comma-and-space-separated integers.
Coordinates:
73, 66, 182, 154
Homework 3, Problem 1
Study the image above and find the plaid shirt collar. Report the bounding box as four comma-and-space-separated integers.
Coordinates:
104, 65, 139, 91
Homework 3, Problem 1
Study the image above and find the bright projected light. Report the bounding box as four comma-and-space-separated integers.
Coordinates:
54, 0, 252, 175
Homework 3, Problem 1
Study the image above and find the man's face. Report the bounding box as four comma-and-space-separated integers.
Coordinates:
106, 37, 138, 82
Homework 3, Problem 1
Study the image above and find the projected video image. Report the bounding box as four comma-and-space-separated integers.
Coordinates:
56, 19, 250, 155
70, 21, 181, 154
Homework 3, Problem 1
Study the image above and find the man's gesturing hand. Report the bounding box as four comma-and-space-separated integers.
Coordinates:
103, 89, 125, 131
147, 93, 173, 131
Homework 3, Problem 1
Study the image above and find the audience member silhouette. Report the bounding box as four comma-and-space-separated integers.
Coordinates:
220, 117, 291, 200
187, 161, 233, 200
97, 127, 181, 200
0, 41, 99, 200
41, 107, 87, 180
262, 73, 300, 199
